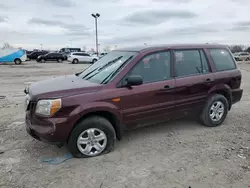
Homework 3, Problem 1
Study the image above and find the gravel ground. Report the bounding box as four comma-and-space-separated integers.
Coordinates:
0, 61, 250, 188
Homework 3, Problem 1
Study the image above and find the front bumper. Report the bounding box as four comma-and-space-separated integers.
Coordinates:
25, 111, 73, 144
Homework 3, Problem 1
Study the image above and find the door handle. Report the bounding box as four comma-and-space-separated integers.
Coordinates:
164, 85, 171, 89
158, 85, 174, 92
204, 78, 213, 83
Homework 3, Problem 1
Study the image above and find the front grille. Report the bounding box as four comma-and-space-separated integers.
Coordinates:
27, 101, 36, 112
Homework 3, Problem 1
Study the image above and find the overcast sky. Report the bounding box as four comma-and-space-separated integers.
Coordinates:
0, 0, 249, 50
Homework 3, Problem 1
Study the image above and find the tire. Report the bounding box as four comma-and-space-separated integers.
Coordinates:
41, 59, 46, 63
73, 59, 79, 64
200, 94, 229, 127
68, 116, 116, 158
14, 58, 22, 65
246, 57, 250, 61
57, 59, 62, 63
92, 59, 97, 64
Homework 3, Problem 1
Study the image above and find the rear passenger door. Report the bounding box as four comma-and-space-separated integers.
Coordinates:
174, 49, 215, 112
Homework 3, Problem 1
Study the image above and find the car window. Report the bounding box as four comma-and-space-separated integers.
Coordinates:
208, 48, 236, 71
83, 53, 90, 56
174, 50, 203, 77
127, 51, 171, 84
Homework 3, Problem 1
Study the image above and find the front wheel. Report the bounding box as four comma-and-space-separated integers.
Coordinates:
200, 94, 229, 127
57, 59, 62, 63
72, 59, 79, 64
68, 116, 116, 158
41, 59, 46, 63
246, 57, 250, 61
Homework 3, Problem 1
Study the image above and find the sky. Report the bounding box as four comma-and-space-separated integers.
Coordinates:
0, 0, 250, 50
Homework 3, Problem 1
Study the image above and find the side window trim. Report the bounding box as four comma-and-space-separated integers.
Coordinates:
117, 50, 173, 87
199, 49, 212, 74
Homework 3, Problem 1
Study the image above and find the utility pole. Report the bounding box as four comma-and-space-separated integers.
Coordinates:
91, 13, 100, 56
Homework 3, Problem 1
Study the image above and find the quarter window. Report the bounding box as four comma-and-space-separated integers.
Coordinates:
174, 50, 203, 77
128, 51, 171, 84
208, 49, 236, 71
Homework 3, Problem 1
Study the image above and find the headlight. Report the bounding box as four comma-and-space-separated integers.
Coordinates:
35, 99, 61, 116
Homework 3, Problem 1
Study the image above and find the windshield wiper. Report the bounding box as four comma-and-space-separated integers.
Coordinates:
101, 56, 133, 84
98, 56, 123, 71
81, 67, 99, 79
84, 56, 123, 80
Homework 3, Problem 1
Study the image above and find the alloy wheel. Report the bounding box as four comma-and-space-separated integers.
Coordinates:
77, 128, 107, 157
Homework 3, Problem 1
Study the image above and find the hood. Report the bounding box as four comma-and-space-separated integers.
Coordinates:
28, 74, 102, 100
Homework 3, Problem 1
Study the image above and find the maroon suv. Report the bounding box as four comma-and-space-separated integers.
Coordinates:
24, 44, 243, 158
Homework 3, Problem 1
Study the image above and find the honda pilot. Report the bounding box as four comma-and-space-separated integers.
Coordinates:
24, 44, 243, 158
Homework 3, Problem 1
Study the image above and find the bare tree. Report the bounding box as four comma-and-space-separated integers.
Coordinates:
2, 42, 13, 49
82, 46, 87, 52
103, 46, 111, 52
229, 45, 244, 53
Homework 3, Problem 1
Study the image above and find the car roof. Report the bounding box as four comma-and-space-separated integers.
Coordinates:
114, 44, 229, 52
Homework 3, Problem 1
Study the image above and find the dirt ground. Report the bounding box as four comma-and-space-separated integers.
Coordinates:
0, 61, 250, 188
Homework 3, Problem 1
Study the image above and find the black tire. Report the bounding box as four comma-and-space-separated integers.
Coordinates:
57, 59, 63, 63
14, 58, 22, 65
92, 59, 97, 64
246, 57, 250, 61
41, 59, 46, 63
68, 116, 116, 158
72, 59, 79, 64
200, 94, 229, 127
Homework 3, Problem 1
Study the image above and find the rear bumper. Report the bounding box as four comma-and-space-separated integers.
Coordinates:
232, 88, 243, 104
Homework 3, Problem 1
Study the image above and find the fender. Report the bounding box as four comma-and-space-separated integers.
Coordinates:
208, 84, 232, 109
69, 101, 124, 139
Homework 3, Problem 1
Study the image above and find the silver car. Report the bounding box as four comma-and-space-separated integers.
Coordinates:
234, 52, 250, 61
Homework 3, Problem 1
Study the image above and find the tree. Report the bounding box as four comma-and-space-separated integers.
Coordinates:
2, 42, 13, 49
103, 46, 111, 52
245, 47, 250, 53
229, 45, 246, 53
82, 46, 87, 52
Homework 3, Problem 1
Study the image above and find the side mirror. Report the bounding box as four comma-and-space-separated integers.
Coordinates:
126, 75, 143, 86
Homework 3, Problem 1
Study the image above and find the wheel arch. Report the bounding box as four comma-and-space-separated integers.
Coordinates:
208, 84, 232, 110
68, 109, 124, 142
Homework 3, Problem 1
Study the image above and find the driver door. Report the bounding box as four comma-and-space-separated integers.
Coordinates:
118, 51, 176, 129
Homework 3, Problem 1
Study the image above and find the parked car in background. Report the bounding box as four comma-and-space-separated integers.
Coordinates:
24, 44, 242, 158
27, 51, 49, 61
25, 50, 33, 55
233, 52, 250, 61
99, 52, 108, 58
36, 52, 66, 63
0, 47, 27, 64
68, 52, 98, 64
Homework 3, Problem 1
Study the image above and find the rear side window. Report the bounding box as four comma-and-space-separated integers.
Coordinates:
208, 49, 236, 71
174, 50, 204, 77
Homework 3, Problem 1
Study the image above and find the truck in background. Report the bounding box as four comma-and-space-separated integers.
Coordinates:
0, 47, 27, 64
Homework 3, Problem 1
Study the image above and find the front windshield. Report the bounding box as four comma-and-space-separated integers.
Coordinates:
78, 51, 137, 84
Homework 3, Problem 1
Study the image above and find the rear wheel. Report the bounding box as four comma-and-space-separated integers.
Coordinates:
57, 59, 62, 63
200, 94, 229, 127
68, 116, 116, 158
73, 59, 79, 64
92, 59, 97, 64
14, 58, 22, 65
246, 57, 250, 61
41, 59, 46, 63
